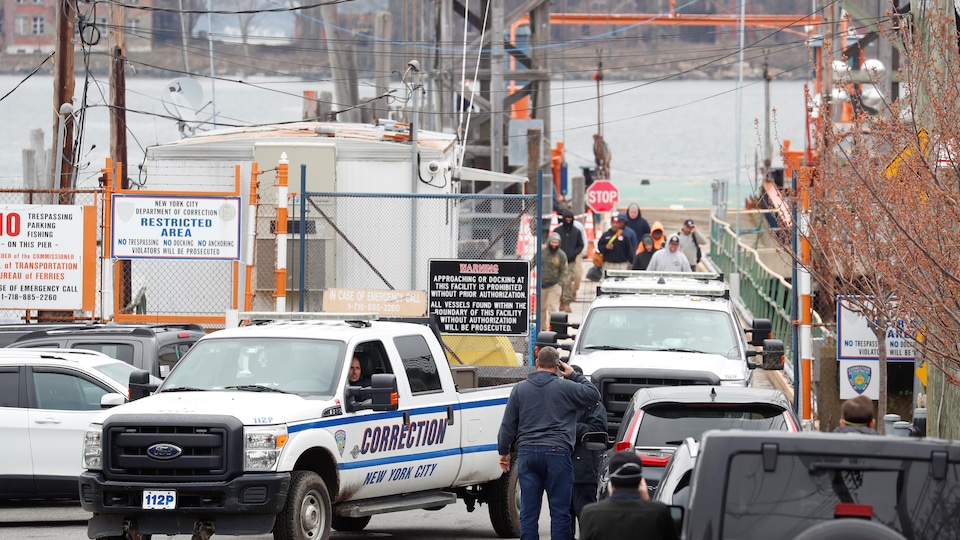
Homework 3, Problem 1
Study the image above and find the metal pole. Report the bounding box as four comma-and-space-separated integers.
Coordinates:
535, 170, 543, 338
178, 0, 190, 73
791, 170, 800, 415
734, 0, 745, 268
206, 0, 217, 127
410, 62, 421, 291
275, 153, 288, 312
299, 163, 307, 313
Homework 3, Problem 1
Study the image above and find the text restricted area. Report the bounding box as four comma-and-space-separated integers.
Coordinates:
111, 195, 242, 260
429, 260, 529, 335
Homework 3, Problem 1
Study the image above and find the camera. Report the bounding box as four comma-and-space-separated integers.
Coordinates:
427, 161, 441, 174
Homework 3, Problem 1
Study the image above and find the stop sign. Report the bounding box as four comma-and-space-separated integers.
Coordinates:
586, 180, 619, 213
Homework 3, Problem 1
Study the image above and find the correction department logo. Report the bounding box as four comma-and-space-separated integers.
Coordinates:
847, 365, 872, 395
335, 430, 346, 457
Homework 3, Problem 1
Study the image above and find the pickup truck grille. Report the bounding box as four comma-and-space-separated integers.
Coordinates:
591, 368, 720, 436
102, 414, 244, 482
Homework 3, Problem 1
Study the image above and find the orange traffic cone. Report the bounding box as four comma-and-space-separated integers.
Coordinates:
516, 214, 537, 259
584, 212, 597, 258
549, 211, 559, 233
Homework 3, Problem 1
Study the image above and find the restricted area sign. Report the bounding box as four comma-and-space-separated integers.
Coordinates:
586, 180, 619, 213
429, 259, 529, 335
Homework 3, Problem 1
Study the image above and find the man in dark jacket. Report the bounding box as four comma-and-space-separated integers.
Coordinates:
555, 209, 585, 313
569, 369, 607, 540
498, 347, 600, 540
597, 214, 636, 270
834, 395, 878, 434
579, 451, 679, 540
631, 233, 656, 270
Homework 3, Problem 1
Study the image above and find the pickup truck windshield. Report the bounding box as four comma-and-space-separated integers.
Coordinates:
578, 307, 740, 358
161, 338, 345, 396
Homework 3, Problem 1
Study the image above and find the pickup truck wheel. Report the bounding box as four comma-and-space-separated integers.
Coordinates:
792, 519, 907, 540
331, 515, 371, 532
488, 454, 520, 538
274, 471, 332, 540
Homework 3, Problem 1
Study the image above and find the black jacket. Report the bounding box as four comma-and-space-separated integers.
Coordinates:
555, 220, 585, 263
580, 495, 679, 540
573, 401, 607, 484
597, 228, 634, 263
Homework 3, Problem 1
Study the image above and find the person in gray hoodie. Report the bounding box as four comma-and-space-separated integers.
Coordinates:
498, 347, 600, 540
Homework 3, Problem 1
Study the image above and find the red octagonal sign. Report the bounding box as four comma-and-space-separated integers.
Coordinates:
586, 180, 619, 213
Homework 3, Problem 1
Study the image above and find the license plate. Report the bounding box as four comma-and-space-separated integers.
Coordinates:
142, 490, 177, 510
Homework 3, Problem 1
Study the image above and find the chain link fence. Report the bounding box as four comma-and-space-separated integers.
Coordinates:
258, 191, 541, 366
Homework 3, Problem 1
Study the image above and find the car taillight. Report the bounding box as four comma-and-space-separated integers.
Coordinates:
640, 456, 671, 467
614, 441, 632, 452
177, 332, 191, 338
834, 503, 872, 519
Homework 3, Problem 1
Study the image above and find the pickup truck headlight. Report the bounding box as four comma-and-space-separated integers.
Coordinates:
244, 425, 288, 471
83, 425, 103, 470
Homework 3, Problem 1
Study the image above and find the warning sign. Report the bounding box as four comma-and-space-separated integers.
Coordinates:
0, 204, 95, 311
428, 259, 529, 335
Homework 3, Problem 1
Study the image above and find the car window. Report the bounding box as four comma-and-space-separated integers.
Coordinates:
73, 343, 136, 364
92, 362, 161, 388
32, 371, 111, 411
0, 369, 19, 407
158, 342, 194, 378
722, 452, 960, 540
394, 335, 442, 394
635, 404, 788, 446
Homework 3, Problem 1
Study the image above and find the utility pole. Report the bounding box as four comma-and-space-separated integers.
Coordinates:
52, 0, 76, 201
110, 0, 132, 310
490, 0, 504, 174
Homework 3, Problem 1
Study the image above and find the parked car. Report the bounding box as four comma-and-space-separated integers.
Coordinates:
597, 385, 800, 498
8, 322, 205, 378
0, 322, 92, 348
653, 437, 699, 509
0, 348, 160, 500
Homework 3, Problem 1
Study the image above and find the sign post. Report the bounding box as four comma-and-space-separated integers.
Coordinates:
585, 180, 619, 213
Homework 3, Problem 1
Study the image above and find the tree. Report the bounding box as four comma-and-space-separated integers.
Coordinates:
797, 3, 960, 436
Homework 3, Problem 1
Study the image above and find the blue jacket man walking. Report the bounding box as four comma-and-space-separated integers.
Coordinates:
497, 347, 600, 540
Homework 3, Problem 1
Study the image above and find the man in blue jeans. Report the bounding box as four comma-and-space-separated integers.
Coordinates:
497, 346, 600, 540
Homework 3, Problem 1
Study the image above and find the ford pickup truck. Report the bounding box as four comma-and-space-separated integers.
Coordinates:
547, 271, 784, 436
78, 313, 520, 540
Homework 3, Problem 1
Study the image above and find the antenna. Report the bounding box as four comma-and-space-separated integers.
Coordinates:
159, 77, 212, 137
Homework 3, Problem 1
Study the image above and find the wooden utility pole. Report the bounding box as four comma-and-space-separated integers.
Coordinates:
110, 0, 132, 309
52, 0, 76, 199
320, 3, 360, 122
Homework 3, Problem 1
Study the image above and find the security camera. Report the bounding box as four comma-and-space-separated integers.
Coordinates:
407, 60, 421, 73
427, 161, 442, 174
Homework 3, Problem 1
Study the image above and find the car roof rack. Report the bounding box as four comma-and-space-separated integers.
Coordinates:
239, 312, 379, 328
597, 270, 729, 299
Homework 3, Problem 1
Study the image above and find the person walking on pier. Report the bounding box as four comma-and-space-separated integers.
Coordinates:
646, 234, 691, 272
555, 209, 585, 312
677, 219, 708, 271
598, 214, 635, 271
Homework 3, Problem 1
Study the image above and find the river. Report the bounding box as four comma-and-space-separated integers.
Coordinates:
0, 75, 807, 207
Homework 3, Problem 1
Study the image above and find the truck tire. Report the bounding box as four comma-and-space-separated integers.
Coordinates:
274, 471, 332, 540
331, 515, 371, 532
791, 519, 907, 540
488, 455, 520, 538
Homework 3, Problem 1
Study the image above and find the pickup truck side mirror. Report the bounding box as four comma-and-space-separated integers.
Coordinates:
100, 393, 126, 408
581, 431, 611, 451
549, 313, 579, 340
748, 339, 785, 371
747, 318, 772, 346
345, 373, 400, 413
129, 369, 158, 401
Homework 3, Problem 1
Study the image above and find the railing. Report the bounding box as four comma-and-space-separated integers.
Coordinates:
709, 213, 820, 380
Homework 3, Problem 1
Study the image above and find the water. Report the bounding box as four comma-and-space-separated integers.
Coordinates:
0, 75, 807, 207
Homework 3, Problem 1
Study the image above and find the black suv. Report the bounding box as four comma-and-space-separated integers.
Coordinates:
683, 430, 960, 540
7, 323, 206, 378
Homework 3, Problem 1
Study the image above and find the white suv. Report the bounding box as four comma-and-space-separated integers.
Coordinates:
0, 349, 159, 500
548, 271, 784, 435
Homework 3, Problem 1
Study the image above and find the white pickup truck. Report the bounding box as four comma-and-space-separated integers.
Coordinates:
79, 313, 520, 540
546, 271, 785, 436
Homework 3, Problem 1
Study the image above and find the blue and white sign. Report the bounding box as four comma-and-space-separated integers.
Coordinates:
839, 359, 880, 399
836, 296, 917, 361
111, 195, 241, 260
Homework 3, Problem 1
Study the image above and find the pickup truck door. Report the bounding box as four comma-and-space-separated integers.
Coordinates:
0, 366, 34, 496
26, 366, 117, 493
388, 334, 461, 493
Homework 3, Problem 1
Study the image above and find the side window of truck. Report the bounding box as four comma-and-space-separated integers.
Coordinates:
393, 335, 442, 394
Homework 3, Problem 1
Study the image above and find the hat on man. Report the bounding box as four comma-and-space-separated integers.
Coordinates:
608, 451, 644, 489
668, 234, 680, 244
684, 219, 695, 227
611, 213, 626, 223
548, 232, 561, 242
